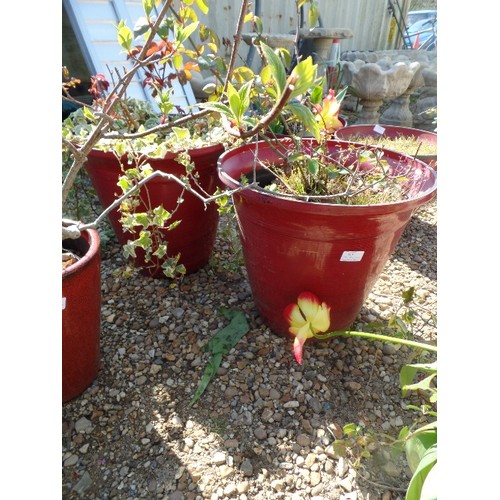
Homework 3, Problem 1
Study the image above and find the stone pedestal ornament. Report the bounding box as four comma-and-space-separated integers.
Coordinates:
341, 58, 420, 124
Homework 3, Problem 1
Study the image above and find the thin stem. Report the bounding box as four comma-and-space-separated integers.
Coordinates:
312, 330, 437, 353
73, 173, 257, 233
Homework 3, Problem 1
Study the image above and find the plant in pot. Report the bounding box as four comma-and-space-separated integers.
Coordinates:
61, 0, 325, 401
334, 123, 438, 171
210, 48, 437, 363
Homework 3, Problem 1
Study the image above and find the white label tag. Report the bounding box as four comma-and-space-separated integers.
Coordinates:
62, 297, 66, 310
373, 124, 385, 135
340, 251, 364, 262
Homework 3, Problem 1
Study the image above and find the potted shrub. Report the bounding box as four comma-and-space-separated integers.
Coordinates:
211, 50, 437, 361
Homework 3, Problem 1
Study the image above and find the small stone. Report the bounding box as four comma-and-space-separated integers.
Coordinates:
224, 483, 237, 496
224, 439, 239, 449
308, 397, 322, 414
147, 480, 157, 493
271, 479, 284, 491
305, 453, 316, 468
240, 459, 253, 477
269, 389, 281, 400
212, 451, 227, 465
254, 427, 267, 440
339, 476, 353, 492
171, 415, 183, 426
310, 471, 321, 486
296, 433, 311, 447
237, 481, 250, 494
150, 364, 162, 375
345, 381, 362, 391
64, 454, 78, 467
75, 417, 93, 433
72, 471, 92, 495
79, 443, 89, 454
337, 457, 348, 478
382, 343, 397, 356
219, 465, 234, 479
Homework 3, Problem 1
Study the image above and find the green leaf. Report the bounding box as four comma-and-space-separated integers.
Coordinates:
252, 15, 263, 34
419, 460, 438, 500
405, 444, 437, 500
134, 213, 151, 228
335, 86, 348, 104
332, 440, 346, 457
194, 0, 209, 14
402, 286, 415, 304
190, 309, 249, 406
308, 1, 320, 27
306, 158, 319, 175
136, 230, 152, 249
153, 205, 171, 225
238, 80, 253, 114
227, 82, 242, 123
405, 427, 437, 473
343, 423, 357, 436
82, 106, 95, 121
177, 21, 199, 45
285, 101, 320, 140
309, 83, 324, 105
402, 373, 437, 395
142, 0, 155, 17
289, 56, 317, 99
117, 24, 133, 52
198, 101, 233, 118
400, 361, 437, 396
172, 127, 191, 141
133, 17, 151, 37
260, 43, 287, 97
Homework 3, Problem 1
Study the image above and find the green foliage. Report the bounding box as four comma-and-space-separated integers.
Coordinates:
311, 289, 437, 500
190, 309, 250, 406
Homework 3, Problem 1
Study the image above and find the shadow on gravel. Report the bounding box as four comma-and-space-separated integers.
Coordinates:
62, 382, 203, 499
392, 215, 437, 281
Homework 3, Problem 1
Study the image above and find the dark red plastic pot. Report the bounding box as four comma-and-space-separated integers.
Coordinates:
218, 138, 437, 338
85, 144, 224, 278
334, 124, 437, 170
62, 228, 101, 403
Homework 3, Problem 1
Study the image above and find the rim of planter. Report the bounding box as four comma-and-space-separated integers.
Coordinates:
218, 138, 437, 214
62, 227, 101, 278
88, 142, 225, 162
334, 124, 437, 162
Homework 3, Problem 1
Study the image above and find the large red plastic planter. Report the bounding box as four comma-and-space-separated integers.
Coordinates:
335, 124, 437, 171
62, 228, 101, 403
85, 144, 224, 278
218, 138, 437, 338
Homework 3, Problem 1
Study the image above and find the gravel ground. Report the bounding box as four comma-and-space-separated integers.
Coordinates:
62, 195, 437, 500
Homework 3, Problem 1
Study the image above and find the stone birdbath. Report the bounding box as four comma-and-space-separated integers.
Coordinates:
242, 27, 353, 76
341, 57, 421, 124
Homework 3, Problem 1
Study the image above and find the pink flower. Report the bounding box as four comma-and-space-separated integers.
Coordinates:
283, 292, 331, 364
314, 89, 343, 132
